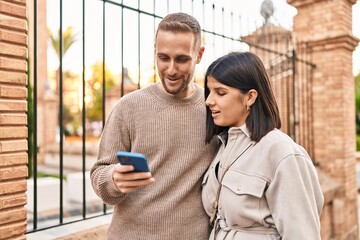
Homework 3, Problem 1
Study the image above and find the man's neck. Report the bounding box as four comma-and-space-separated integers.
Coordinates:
159, 81, 196, 99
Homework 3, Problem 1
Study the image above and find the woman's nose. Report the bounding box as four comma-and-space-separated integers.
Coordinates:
205, 95, 213, 106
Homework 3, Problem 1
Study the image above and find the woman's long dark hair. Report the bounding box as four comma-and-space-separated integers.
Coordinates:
205, 51, 281, 143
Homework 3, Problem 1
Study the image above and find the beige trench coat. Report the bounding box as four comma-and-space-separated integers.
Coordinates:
202, 126, 324, 240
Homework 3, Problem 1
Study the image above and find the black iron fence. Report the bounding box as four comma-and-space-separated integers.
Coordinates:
27, 0, 314, 234
241, 25, 315, 158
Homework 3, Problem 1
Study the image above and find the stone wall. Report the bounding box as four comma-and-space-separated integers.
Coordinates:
0, 0, 28, 239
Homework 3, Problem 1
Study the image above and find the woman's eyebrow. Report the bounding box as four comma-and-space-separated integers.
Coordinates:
213, 86, 228, 91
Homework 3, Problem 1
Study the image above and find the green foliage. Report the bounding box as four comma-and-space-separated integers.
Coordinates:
62, 70, 82, 135
356, 73, 360, 135
63, 105, 81, 136
48, 26, 79, 95
48, 26, 78, 60
355, 73, 360, 112
355, 73, 360, 151
86, 62, 116, 122
37, 171, 67, 181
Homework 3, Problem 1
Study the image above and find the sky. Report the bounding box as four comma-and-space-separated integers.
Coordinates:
46, 0, 360, 77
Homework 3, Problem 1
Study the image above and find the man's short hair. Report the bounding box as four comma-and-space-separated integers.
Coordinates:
156, 12, 202, 49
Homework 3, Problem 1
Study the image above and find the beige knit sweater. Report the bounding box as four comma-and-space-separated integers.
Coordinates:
90, 82, 218, 240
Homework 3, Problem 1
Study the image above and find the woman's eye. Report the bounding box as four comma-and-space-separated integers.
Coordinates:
217, 92, 226, 96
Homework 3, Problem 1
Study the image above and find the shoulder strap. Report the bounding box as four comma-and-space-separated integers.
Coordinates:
209, 142, 253, 226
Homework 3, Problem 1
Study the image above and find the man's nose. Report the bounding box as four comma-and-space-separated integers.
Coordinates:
167, 61, 177, 75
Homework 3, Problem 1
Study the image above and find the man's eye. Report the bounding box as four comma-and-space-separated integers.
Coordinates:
158, 56, 169, 61
177, 58, 189, 63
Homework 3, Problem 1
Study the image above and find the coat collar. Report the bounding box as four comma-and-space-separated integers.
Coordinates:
217, 124, 252, 146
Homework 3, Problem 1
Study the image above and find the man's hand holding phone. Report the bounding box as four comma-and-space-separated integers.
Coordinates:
112, 152, 155, 193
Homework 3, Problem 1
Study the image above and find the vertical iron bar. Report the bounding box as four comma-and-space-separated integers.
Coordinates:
82, 0, 87, 219
102, 0, 107, 214
222, 7, 224, 54
33, 0, 38, 230
309, 67, 316, 161
103, 1, 106, 118
202, 0, 205, 27
201, 0, 205, 74
59, 0, 64, 224
239, 14, 241, 38
212, 3, 215, 58
230, 11, 233, 49
305, 44, 310, 152
202, 0, 205, 35
301, 47, 306, 148
286, 58, 291, 136
297, 45, 302, 146
121, 0, 124, 96
308, 50, 313, 157
292, 49, 297, 140
191, 0, 194, 16
138, 0, 141, 89
153, 0, 156, 83
308, 46, 315, 160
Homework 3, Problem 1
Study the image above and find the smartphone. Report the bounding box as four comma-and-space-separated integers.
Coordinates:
116, 151, 150, 172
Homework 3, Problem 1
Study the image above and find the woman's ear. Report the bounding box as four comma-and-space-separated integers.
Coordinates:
247, 89, 258, 107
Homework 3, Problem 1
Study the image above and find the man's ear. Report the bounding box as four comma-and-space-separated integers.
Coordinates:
196, 47, 205, 64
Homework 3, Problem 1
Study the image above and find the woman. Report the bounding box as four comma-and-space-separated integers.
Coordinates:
202, 51, 324, 240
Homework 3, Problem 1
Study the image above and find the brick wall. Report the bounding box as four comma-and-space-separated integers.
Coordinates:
289, 0, 359, 239
0, 0, 28, 239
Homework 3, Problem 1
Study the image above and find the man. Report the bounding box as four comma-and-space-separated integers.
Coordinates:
90, 12, 218, 240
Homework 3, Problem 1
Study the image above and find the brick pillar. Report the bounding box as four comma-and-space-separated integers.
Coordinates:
0, 0, 28, 239
288, 0, 359, 239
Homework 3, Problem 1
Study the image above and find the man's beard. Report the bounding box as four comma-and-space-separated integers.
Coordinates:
161, 77, 189, 95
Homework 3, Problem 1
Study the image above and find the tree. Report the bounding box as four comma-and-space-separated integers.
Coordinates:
48, 26, 78, 94
355, 73, 360, 134
86, 62, 116, 122
48, 26, 78, 61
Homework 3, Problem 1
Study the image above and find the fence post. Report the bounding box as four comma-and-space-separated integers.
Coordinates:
289, 0, 360, 239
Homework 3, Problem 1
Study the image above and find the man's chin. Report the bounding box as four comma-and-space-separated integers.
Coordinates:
163, 83, 183, 95
165, 87, 182, 95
